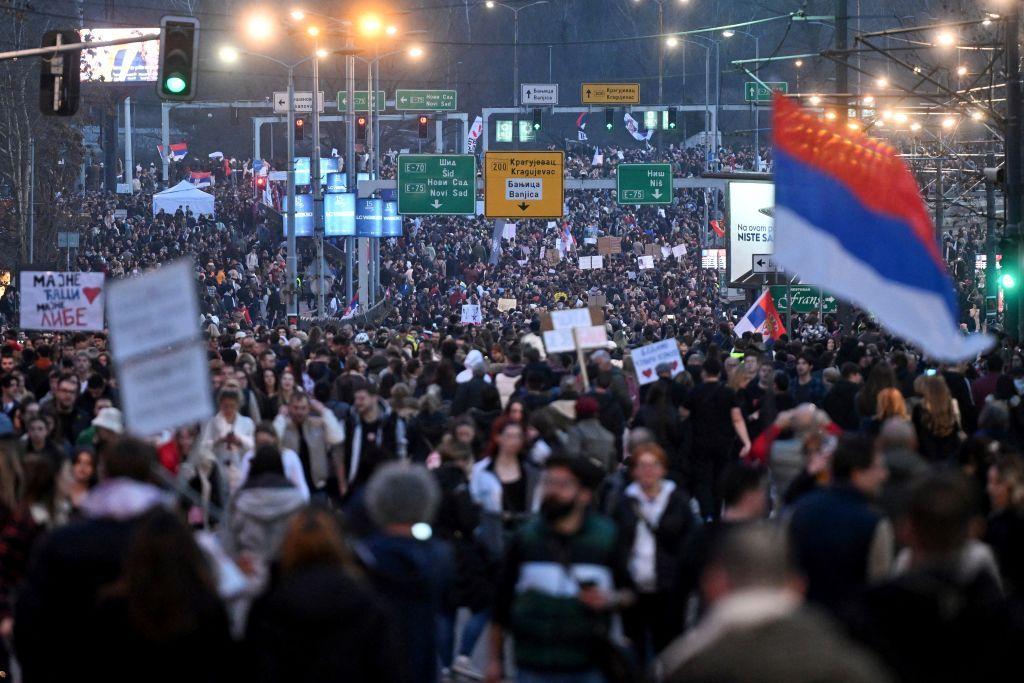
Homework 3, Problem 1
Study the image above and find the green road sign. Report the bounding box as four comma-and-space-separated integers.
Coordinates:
395, 89, 458, 111
744, 81, 788, 102
397, 154, 476, 215
616, 163, 672, 205
336, 90, 386, 112
769, 285, 838, 314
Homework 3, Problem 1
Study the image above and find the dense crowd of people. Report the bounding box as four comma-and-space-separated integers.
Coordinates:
0, 141, 1020, 683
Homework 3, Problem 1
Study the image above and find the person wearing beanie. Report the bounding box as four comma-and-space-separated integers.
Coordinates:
565, 396, 617, 473
358, 463, 453, 683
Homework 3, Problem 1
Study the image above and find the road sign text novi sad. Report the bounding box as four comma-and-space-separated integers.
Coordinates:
395, 89, 457, 111
616, 163, 672, 204
397, 154, 476, 215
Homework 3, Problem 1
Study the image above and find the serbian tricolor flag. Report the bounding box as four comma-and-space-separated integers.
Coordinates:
710, 219, 725, 238
735, 290, 786, 341
157, 142, 188, 161
342, 293, 359, 319
576, 112, 588, 141
188, 171, 213, 188
771, 93, 991, 361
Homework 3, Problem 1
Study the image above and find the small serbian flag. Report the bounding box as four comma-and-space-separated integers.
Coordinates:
771, 93, 991, 361
157, 142, 188, 161
735, 290, 786, 341
710, 219, 725, 238
342, 293, 359, 319
188, 171, 213, 188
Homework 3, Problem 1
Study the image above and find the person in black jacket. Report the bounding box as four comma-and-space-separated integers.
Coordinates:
245, 507, 405, 682
612, 442, 699, 663
822, 362, 863, 431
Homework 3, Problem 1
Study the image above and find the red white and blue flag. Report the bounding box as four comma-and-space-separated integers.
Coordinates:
735, 290, 786, 341
772, 94, 990, 361
342, 293, 360, 319
576, 112, 588, 141
157, 142, 188, 161
188, 171, 213, 188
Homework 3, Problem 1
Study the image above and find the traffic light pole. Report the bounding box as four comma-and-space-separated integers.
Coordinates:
1005, 4, 1023, 342
345, 53, 356, 310
312, 42, 326, 319
286, 66, 299, 323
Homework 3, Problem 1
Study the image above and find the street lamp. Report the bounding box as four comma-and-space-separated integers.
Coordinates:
484, 1, 549, 148
245, 13, 274, 41
722, 28, 761, 163
665, 34, 711, 154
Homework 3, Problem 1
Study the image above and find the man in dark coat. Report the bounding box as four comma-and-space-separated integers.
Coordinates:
822, 362, 863, 431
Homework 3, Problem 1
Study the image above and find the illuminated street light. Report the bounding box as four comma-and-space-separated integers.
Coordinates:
942, 116, 957, 129
408, 45, 425, 59
824, 110, 837, 120
359, 14, 383, 36
385, 25, 398, 36
957, 65, 968, 76
290, 9, 305, 20
808, 95, 821, 106
971, 110, 984, 121
316, 47, 328, 58
875, 76, 889, 88
794, 59, 803, 67
307, 25, 320, 37
722, 29, 736, 38
245, 13, 274, 40
935, 31, 956, 47
486, 0, 495, 7
218, 45, 240, 63
665, 35, 679, 48
910, 121, 922, 131
862, 94, 874, 105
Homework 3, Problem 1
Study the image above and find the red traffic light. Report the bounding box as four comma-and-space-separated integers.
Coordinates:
295, 118, 304, 127
255, 176, 266, 188
357, 116, 367, 126
418, 115, 428, 125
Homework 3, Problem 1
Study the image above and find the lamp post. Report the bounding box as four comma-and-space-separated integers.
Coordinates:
485, 1, 549, 148
666, 34, 710, 161
220, 45, 310, 322
689, 34, 720, 163
723, 29, 760, 167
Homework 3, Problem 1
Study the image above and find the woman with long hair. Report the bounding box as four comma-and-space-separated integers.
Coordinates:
245, 507, 403, 682
255, 367, 279, 418
95, 509, 232, 682
912, 375, 963, 463
866, 387, 910, 435
277, 370, 298, 413
856, 362, 898, 422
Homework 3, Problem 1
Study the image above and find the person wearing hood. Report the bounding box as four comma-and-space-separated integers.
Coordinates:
225, 445, 306, 586
452, 349, 501, 418
14, 437, 173, 681
495, 345, 526, 408
358, 463, 453, 683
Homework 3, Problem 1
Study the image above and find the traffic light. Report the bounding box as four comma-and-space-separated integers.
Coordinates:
255, 175, 266, 189
356, 115, 368, 141
605, 109, 614, 130
1001, 272, 1017, 290
157, 16, 199, 101
295, 117, 305, 141
667, 108, 678, 130
39, 29, 80, 116
532, 109, 542, 131
418, 114, 429, 139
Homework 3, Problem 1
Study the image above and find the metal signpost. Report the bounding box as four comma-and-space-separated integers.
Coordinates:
397, 154, 476, 215
769, 285, 837, 314
743, 81, 788, 102
616, 163, 672, 205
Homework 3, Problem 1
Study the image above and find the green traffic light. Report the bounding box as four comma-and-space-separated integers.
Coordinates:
1000, 273, 1017, 289
533, 122, 541, 130
164, 74, 188, 94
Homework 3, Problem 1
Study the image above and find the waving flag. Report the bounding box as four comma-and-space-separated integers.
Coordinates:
342, 293, 360, 319
157, 142, 188, 161
576, 112, 588, 141
188, 171, 213, 188
559, 222, 576, 254
735, 290, 786, 341
710, 219, 725, 238
623, 113, 653, 142
771, 93, 991, 361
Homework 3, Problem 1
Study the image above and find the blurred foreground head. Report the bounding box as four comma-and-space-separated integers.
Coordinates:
701, 523, 805, 605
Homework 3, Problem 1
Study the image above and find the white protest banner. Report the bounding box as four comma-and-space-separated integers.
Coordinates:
574, 324, 608, 350
461, 304, 482, 325
672, 244, 687, 258
543, 329, 575, 353
106, 260, 200, 361
627, 271, 637, 280
118, 343, 215, 436
584, 237, 598, 245
661, 246, 672, 259
592, 255, 604, 269
19, 271, 105, 332
579, 256, 593, 270
638, 255, 655, 270
497, 298, 518, 312
550, 308, 592, 330
106, 258, 213, 435
547, 221, 557, 230
631, 338, 685, 385
502, 222, 517, 240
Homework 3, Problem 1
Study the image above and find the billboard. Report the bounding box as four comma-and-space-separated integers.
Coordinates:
282, 193, 315, 237
325, 193, 356, 237
356, 198, 383, 237
727, 180, 775, 286
81, 28, 160, 83
382, 200, 402, 237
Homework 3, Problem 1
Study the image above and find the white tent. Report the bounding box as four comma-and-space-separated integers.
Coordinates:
152, 181, 215, 217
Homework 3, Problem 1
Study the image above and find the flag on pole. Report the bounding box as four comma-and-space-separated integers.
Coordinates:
467, 116, 483, 153
623, 113, 653, 142
710, 219, 725, 238
157, 142, 188, 161
576, 112, 588, 141
734, 290, 787, 341
342, 293, 360, 319
771, 93, 991, 361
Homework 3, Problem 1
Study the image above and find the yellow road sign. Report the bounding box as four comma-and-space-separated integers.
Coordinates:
484, 151, 564, 218
581, 82, 641, 104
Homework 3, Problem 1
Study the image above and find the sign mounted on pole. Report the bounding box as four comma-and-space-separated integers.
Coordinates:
581, 82, 640, 104
752, 253, 783, 273
394, 89, 457, 111
273, 91, 324, 113
769, 285, 838, 314
616, 163, 672, 205
397, 154, 476, 215
484, 151, 564, 218
336, 90, 386, 112
744, 81, 788, 102
521, 83, 558, 105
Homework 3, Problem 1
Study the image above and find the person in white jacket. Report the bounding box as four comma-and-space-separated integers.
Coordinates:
198, 385, 256, 498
